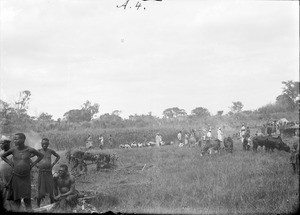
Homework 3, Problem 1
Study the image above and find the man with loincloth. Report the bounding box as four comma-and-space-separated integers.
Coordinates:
52, 164, 81, 212
36, 138, 60, 207
1, 133, 44, 212
0, 136, 13, 210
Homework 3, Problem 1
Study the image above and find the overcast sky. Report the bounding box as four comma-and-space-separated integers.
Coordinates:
0, 0, 299, 120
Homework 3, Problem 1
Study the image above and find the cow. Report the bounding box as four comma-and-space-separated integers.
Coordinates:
65, 149, 87, 173
124, 144, 131, 149
223, 137, 233, 153
242, 137, 251, 151
252, 136, 290, 152
131, 143, 137, 148
200, 139, 221, 156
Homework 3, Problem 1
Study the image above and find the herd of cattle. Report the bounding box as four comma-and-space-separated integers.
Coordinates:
116, 134, 291, 155
64, 132, 294, 175
65, 148, 118, 174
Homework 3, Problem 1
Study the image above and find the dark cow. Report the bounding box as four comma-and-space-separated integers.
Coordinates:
252, 136, 290, 152
200, 139, 221, 156
65, 149, 87, 173
242, 138, 251, 151
223, 137, 233, 153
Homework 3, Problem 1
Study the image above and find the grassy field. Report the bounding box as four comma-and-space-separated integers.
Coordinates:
33, 136, 299, 214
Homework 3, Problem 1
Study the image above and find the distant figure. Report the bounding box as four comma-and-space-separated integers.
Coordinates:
184, 132, 189, 145
155, 133, 161, 147
217, 128, 223, 147
98, 135, 104, 149
177, 131, 182, 144
36, 138, 60, 208
206, 129, 212, 140
86, 134, 93, 149
0, 136, 13, 210
240, 124, 246, 143
143, 135, 147, 145
52, 164, 81, 212
1, 133, 44, 212
108, 134, 113, 148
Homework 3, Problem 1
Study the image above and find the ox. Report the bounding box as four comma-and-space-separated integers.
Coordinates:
200, 139, 221, 156
252, 136, 290, 152
223, 137, 233, 153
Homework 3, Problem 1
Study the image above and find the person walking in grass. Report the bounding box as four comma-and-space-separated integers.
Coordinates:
240, 123, 246, 144
155, 133, 161, 147
177, 131, 182, 144
36, 138, 60, 208
86, 134, 93, 149
108, 134, 113, 148
1, 133, 44, 212
217, 127, 223, 147
98, 135, 104, 149
184, 132, 189, 145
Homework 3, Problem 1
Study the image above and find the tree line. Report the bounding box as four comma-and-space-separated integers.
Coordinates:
0, 81, 298, 134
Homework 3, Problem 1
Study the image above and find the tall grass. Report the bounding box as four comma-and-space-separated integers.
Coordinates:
63, 139, 299, 214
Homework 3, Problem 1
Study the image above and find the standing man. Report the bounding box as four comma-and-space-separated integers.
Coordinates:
184, 132, 189, 145
86, 134, 93, 149
108, 134, 113, 149
1, 133, 44, 212
36, 138, 60, 208
217, 127, 223, 147
177, 131, 182, 144
0, 136, 13, 210
155, 133, 161, 147
98, 135, 104, 149
52, 164, 80, 212
240, 123, 246, 143
206, 129, 212, 140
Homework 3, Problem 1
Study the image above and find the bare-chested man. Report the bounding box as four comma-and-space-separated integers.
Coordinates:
36, 138, 60, 207
0, 136, 13, 210
52, 164, 80, 212
1, 133, 44, 212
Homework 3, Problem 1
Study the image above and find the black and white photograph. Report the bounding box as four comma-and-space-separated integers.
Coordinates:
0, 0, 299, 214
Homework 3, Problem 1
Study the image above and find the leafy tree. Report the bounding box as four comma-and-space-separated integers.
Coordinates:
163, 107, 187, 119
63, 100, 99, 122
37, 112, 53, 121
0, 100, 16, 133
229, 101, 243, 113
97, 113, 124, 128
14, 90, 31, 116
281, 80, 299, 102
112, 110, 122, 116
217, 110, 224, 116
63, 109, 83, 123
191, 107, 211, 117
81, 100, 99, 120
276, 94, 296, 111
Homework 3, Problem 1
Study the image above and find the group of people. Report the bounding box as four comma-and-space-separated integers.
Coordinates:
0, 133, 80, 212
177, 127, 225, 147
85, 134, 113, 149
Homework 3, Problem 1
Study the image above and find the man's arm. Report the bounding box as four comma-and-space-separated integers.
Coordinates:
51, 149, 60, 168
29, 148, 44, 169
53, 175, 59, 197
60, 176, 76, 197
1, 149, 14, 167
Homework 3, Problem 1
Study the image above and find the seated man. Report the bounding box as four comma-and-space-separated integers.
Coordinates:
51, 164, 82, 212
